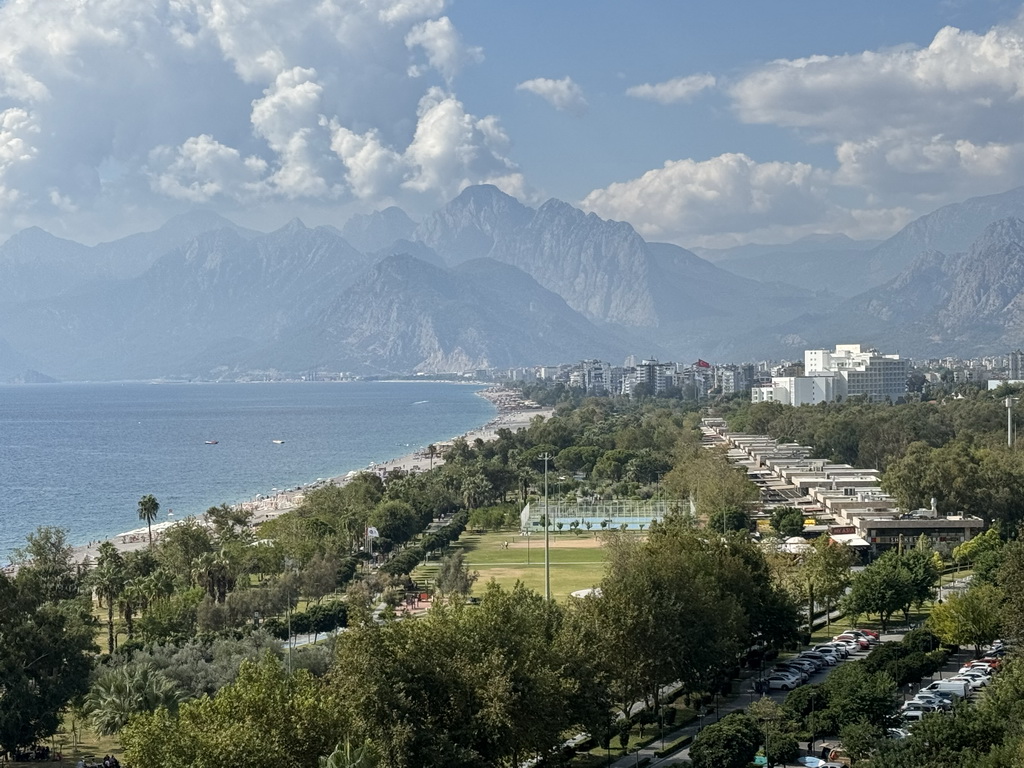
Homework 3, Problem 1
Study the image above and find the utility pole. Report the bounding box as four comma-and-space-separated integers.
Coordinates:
1007, 396, 1018, 447
542, 452, 552, 600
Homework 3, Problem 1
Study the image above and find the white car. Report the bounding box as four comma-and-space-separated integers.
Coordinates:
958, 663, 993, 676
911, 694, 952, 710
953, 672, 989, 689
766, 673, 802, 691
830, 638, 861, 653
813, 644, 847, 660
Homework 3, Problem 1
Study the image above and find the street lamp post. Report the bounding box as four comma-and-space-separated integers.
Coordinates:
542, 453, 552, 601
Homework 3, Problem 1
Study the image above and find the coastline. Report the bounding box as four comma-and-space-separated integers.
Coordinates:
59, 386, 551, 567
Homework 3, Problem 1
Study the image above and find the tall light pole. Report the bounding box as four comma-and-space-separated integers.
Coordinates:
1007, 396, 1018, 447
542, 452, 552, 601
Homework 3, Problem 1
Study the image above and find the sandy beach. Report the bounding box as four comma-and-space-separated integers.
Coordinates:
63, 387, 551, 567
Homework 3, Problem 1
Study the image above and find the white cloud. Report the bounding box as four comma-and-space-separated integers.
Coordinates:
148, 135, 268, 203
581, 152, 911, 246
515, 76, 588, 116
378, 0, 447, 25
731, 23, 1024, 140
405, 16, 483, 84
402, 87, 519, 199
626, 73, 716, 104
0, 0, 501, 239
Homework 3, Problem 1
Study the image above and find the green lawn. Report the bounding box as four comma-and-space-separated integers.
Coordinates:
415, 529, 610, 602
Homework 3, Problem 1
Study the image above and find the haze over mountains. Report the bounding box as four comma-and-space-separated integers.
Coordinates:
3, 184, 1024, 382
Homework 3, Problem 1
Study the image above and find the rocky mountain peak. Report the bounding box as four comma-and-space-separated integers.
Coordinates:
342, 206, 416, 253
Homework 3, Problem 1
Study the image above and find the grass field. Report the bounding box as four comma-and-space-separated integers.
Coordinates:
414, 529, 610, 601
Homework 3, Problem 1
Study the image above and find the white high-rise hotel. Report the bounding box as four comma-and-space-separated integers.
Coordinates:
752, 344, 908, 406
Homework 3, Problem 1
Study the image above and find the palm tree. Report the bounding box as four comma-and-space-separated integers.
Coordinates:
83, 664, 183, 736
426, 444, 438, 470
137, 494, 160, 547
320, 739, 379, 768
119, 578, 151, 640
91, 542, 126, 653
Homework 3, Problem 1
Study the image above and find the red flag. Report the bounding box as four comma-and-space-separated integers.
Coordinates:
696, 359, 711, 368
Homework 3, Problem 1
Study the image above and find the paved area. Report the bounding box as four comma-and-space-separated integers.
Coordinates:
603, 629, 980, 767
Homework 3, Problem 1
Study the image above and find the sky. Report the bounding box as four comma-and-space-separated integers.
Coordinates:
2, 0, 1024, 248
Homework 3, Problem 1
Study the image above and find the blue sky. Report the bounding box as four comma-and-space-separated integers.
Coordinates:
1, 0, 1023, 248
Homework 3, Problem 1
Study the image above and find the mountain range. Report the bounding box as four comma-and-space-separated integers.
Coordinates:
3, 184, 1024, 381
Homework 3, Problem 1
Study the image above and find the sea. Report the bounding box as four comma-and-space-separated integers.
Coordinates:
0, 380, 495, 564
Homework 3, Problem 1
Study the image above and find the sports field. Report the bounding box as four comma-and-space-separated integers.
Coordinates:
415, 529, 609, 602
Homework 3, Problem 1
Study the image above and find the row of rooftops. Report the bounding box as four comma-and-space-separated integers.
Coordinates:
700, 417, 984, 553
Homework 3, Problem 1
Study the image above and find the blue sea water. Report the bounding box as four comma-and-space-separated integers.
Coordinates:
0, 381, 494, 563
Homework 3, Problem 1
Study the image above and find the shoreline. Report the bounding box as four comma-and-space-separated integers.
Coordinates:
57, 387, 551, 567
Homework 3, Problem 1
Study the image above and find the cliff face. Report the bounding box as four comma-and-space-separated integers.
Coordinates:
273, 254, 631, 374
19, 185, 1024, 379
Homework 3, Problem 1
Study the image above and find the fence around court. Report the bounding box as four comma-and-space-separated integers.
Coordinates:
519, 499, 685, 532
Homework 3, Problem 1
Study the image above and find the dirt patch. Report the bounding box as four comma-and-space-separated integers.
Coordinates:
509, 536, 604, 549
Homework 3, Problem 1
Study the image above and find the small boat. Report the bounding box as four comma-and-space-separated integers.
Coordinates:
272, 439, 285, 444
205, 440, 218, 445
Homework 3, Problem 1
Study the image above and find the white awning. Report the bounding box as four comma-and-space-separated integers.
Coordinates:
831, 533, 870, 547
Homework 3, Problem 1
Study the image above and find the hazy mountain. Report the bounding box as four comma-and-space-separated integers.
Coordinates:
367, 239, 446, 269
267, 254, 633, 374
416, 184, 534, 264
416, 185, 822, 338
4, 185, 1022, 379
866, 186, 1024, 286
0, 228, 94, 304
695, 234, 882, 293
342, 207, 417, 253
772, 217, 1024, 357
0, 210, 256, 305
0, 220, 376, 379
694, 233, 878, 264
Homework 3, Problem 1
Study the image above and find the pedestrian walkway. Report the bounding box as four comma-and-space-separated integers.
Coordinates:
607, 668, 765, 767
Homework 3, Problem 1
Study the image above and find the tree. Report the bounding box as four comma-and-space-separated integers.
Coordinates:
320, 740, 379, 768
749, 697, 799, 767
91, 542, 126, 653
138, 494, 160, 548
83, 663, 183, 736
11, 526, 80, 603
928, 583, 1003, 654
331, 583, 605, 768
434, 550, 478, 599
707, 507, 750, 534
801, 537, 855, 630
0, 572, 95, 756
843, 550, 914, 631
770, 507, 805, 538
121, 654, 341, 768
689, 712, 760, 768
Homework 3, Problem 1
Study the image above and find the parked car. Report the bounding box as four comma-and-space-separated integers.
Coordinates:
773, 664, 811, 682
815, 642, 849, 659
901, 701, 939, 714
887, 728, 911, 740
834, 633, 870, 650
950, 673, 988, 690
910, 694, 952, 711
766, 673, 802, 691
901, 709, 928, 723
830, 638, 861, 653
958, 663, 994, 676
801, 650, 838, 666
846, 629, 880, 645
778, 658, 818, 674
921, 679, 970, 698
